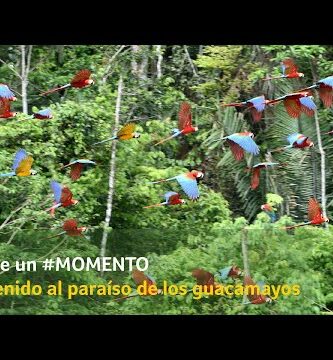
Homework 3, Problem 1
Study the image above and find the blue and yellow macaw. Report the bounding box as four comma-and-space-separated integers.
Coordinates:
0, 149, 37, 177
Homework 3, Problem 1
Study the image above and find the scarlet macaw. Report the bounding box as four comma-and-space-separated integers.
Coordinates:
92, 123, 140, 146
150, 170, 204, 200
266, 91, 316, 118
0, 98, 17, 119
61, 159, 96, 181
143, 191, 185, 209
46, 180, 79, 216
249, 162, 279, 190
222, 95, 268, 123
301, 76, 333, 108
40, 69, 94, 96
218, 132, 260, 161
154, 102, 198, 146
243, 275, 272, 304
0, 83, 17, 101
17, 108, 53, 122
62, 219, 87, 236
192, 268, 220, 291
217, 265, 243, 280
264, 58, 304, 80
271, 133, 314, 153
285, 198, 329, 229
0, 149, 37, 177
261, 203, 277, 223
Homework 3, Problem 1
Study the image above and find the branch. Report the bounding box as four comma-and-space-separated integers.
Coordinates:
102, 45, 128, 84
183, 45, 198, 77
0, 58, 22, 79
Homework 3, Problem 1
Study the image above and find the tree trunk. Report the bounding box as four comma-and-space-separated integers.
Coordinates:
314, 110, 327, 227
156, 45, 163, 79
241, 228, 250, 302
184, 45, 198, 77
131, 45, 140, 75
100, 75, 123, 270
20, 45, 32, 114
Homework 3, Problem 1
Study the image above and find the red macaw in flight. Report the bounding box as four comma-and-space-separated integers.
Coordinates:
143, 191, 185, 209
0, 98, 17, 119
285, 198, 329, 229
216, 265, 243, 280
266, 91, 316, 118
261, 204, 277, 223
61, 159, 96, 181
222, 95, 268, 123
264, 58, 304, 81
0, 83, 17, 101
300, 75, 333, 108
248, 162, 279, 190
62, 219, 87, 236
192, 268, 221, 293
17, 108, 53, 122
243, 276, 272, 304
40, 69, 94, 96
217, 132, 260, 161
46, 180, 79, 216
150, 170, 204, 200
271, 133, 314, 152
154, 102, 198, 146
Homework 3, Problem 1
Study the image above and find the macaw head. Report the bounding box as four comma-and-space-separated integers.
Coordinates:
192, 170, 204, 180
265, 297, 273, 303
299, 72, 305, 77
180, 199, 186, 204
80, 226, 87, 233
133, 132, 141, 138
10, 96, 17, 101
324, 216, 330, 223
73, 199, 79, 206
30, 169, 37, 176
87, 79, 94, 86
194, 126, 199, 132
12, 112, 18, 117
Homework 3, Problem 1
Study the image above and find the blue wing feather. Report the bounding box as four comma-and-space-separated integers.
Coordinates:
37, 108, 52, 117
227, 134, 260, 156
0, 84, 15, 99
12, 149, 28, 171
287, 133, 303, 145
217, 266, 232, 280
319, 76, 333, 88
164, 191, 178, 202
299, 96, 317, 110
176, 175, 199, 200
50, 180, 62, 203
248, 96, 265, 112
281, 63, 286, 75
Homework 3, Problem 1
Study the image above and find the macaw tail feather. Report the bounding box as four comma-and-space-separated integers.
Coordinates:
263, 75, 284, 81
154, 132, 181, 146
270, 146, 289, 153
0, 172, 15, 177
45, 202, 62, 213
40, 84, 71, 96
92, 136, 118, 146
37, 231, 66, 242
221, 103, 244, 107
16, 116, 34, 123
285, 222, 311, 230
143, 203, 165, 209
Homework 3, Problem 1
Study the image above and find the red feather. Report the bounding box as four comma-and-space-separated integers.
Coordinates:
308, 198, 322, 222
282, 58, 298, 75
251, 168, 261, 190
71, 69, 91, 87
178, 102, 192, 130
70, 163, 84, 181
284, 98, 301, 118
250, 108, 263, 123
227, 139, 244, 161
318, 86, 333, 108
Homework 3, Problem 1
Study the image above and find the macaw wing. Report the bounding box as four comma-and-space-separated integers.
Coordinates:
227, 134, 260, 156
0, 98, 10, 115
60, 186, 73, 203
15, 156, 33, 174
117, 123, 136, 138
248, 96, 265, 112
178, 101, 192, 129
132, 269, 154, 286
251, 167, 261, 190
37, 108, 52, 117
0, 84, 15, 99
51, 181, 63, 203
12, 149, 28, 171
63, 219, 78, 232
176, 174, 199, 200
282, 58, 298, 75
71, 69, 91, 85
70, 163, 84, 181
244, 275, 262, 302
319, 76, 333, 88
287, 133, 304, 145
165, 191, 180, 203
318, 86, 333, 108
192, 269, 215, 286
227, 139, 244, 161
284, 98, 301, 118
308, 198, 322, 221
217, 266, 233, 280
299, 96, 316, 117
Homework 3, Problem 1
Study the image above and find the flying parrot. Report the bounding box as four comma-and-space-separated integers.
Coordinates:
300, 76, 333, 108
222, 95, 268, 123
217, 132, 260, 161
243, 275, 272, 304
272, 133, 314, 152
17, 108, 53, 122
216, 265, 243, 280
192, 268, 220, 291
92, 123, 140, 146
0, 83, 17, 101
62, 219, 87, 236
261, 203, 277, 223
285, 198, 329, 230
40, 69, 94, 96
114, 270, 162, 302
264, 58, 304, 81
150, 170, 204, 200
61, 159, 96, 181
266, 91, 316, 118
46, 180, 79, 216
323, 130, 333, 136
0, 98, 17, 119
154, 102, 198, 146
143, 191, 186, 209
248, 162, 279, 190
0, 149, 37, 177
